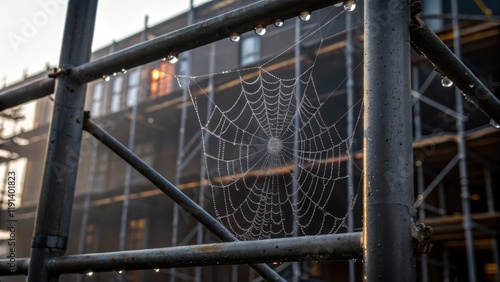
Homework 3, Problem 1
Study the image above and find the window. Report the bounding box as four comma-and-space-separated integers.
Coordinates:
127, 219, 146, 282
126, 69, 141, 107
110, 76, 123, 112
91, 83, 104, 116
128, 218, 145, 250
84, 224, 98, 253
150, 62, 173, 98
92, 148, 109, 193
240, 36, 260, 66
130, 141, 155, 187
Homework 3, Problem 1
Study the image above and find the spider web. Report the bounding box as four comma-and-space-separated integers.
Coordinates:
178, 8, 362, 240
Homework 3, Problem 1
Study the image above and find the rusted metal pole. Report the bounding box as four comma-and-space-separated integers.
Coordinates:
27, 0, 98, 281
363, 0, 416, 281
47, 232, 363, 275
2, 231, 362, 276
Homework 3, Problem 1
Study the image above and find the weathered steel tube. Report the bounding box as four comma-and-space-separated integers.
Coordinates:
27, 1, 98, 281
0, 233, 362, 276
363, 0, 416, 281
1, 0, 343, 110
0, 258, 29, 275
410, 16, 500, 125
72, 0, 342, 82
48, 233, 362, 274
0, 78, 54, 111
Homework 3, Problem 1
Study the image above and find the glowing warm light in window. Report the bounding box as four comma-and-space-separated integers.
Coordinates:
151, 69, 161, 81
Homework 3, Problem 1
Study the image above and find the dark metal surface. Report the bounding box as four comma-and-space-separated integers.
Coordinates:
410, 17, 500, 125
72, 0, 342, 83
27, 0, 98, 281
0, 233, 362, 275
0, 77, 54, 111
82, 117, 285, 282
46, 233, 362, 274
363, 0, 416, 281
0, 258, 29, 275
0, 0, 342, 110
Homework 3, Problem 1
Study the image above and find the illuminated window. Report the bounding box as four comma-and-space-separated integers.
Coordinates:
84, 224, 98, 253
110, 76, 124, 112
240, 35, 260, 66
127, 218, 146, 281
128, 218, 145, 250
150, 62, 173, 98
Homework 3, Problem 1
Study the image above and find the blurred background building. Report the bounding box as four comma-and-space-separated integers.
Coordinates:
0, 0, 499, 281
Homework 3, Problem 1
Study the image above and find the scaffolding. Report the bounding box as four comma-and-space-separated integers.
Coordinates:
0, 0, 498, 281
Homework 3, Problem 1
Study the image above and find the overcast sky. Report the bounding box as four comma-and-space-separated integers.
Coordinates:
0, 0, 209, 86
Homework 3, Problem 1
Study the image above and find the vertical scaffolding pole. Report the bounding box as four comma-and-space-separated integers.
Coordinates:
76, 139, 98, 282
442, 247, 451, 282
484, 167, 500, 280
171, 2, 194, 281
118, 14, 149, 255
27, 0, 98, 281
412, 66, 429, 282
363, 0, 415, 281
450, 1, 476, 281
345, 9, 356, 282
78, 140, 98, 254
195, 42, 216, 282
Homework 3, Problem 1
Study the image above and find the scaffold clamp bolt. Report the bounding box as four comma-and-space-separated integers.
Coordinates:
412, 222, 433, 254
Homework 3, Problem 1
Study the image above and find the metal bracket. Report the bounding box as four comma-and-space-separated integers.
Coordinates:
32, 235, 68, 250
410, 0, 422, 20
411, 222, 433, 254
48, 66, 71, 78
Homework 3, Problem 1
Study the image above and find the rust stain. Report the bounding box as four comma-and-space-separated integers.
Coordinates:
192, 244, 222, 252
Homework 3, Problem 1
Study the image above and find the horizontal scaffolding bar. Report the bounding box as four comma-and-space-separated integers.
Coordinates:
0, 258, 29, 275
0, 233, 362, 276
72, 0, 342, 82
50, 233, 363, 274
0, 0, 341, 111
82, 116, 284, 282
410, 17, 500, 125
0, 77, 54, 111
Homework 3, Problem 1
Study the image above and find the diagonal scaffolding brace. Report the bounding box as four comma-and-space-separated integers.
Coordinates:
410, 16, 500, 125
82, 116, 285, 282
